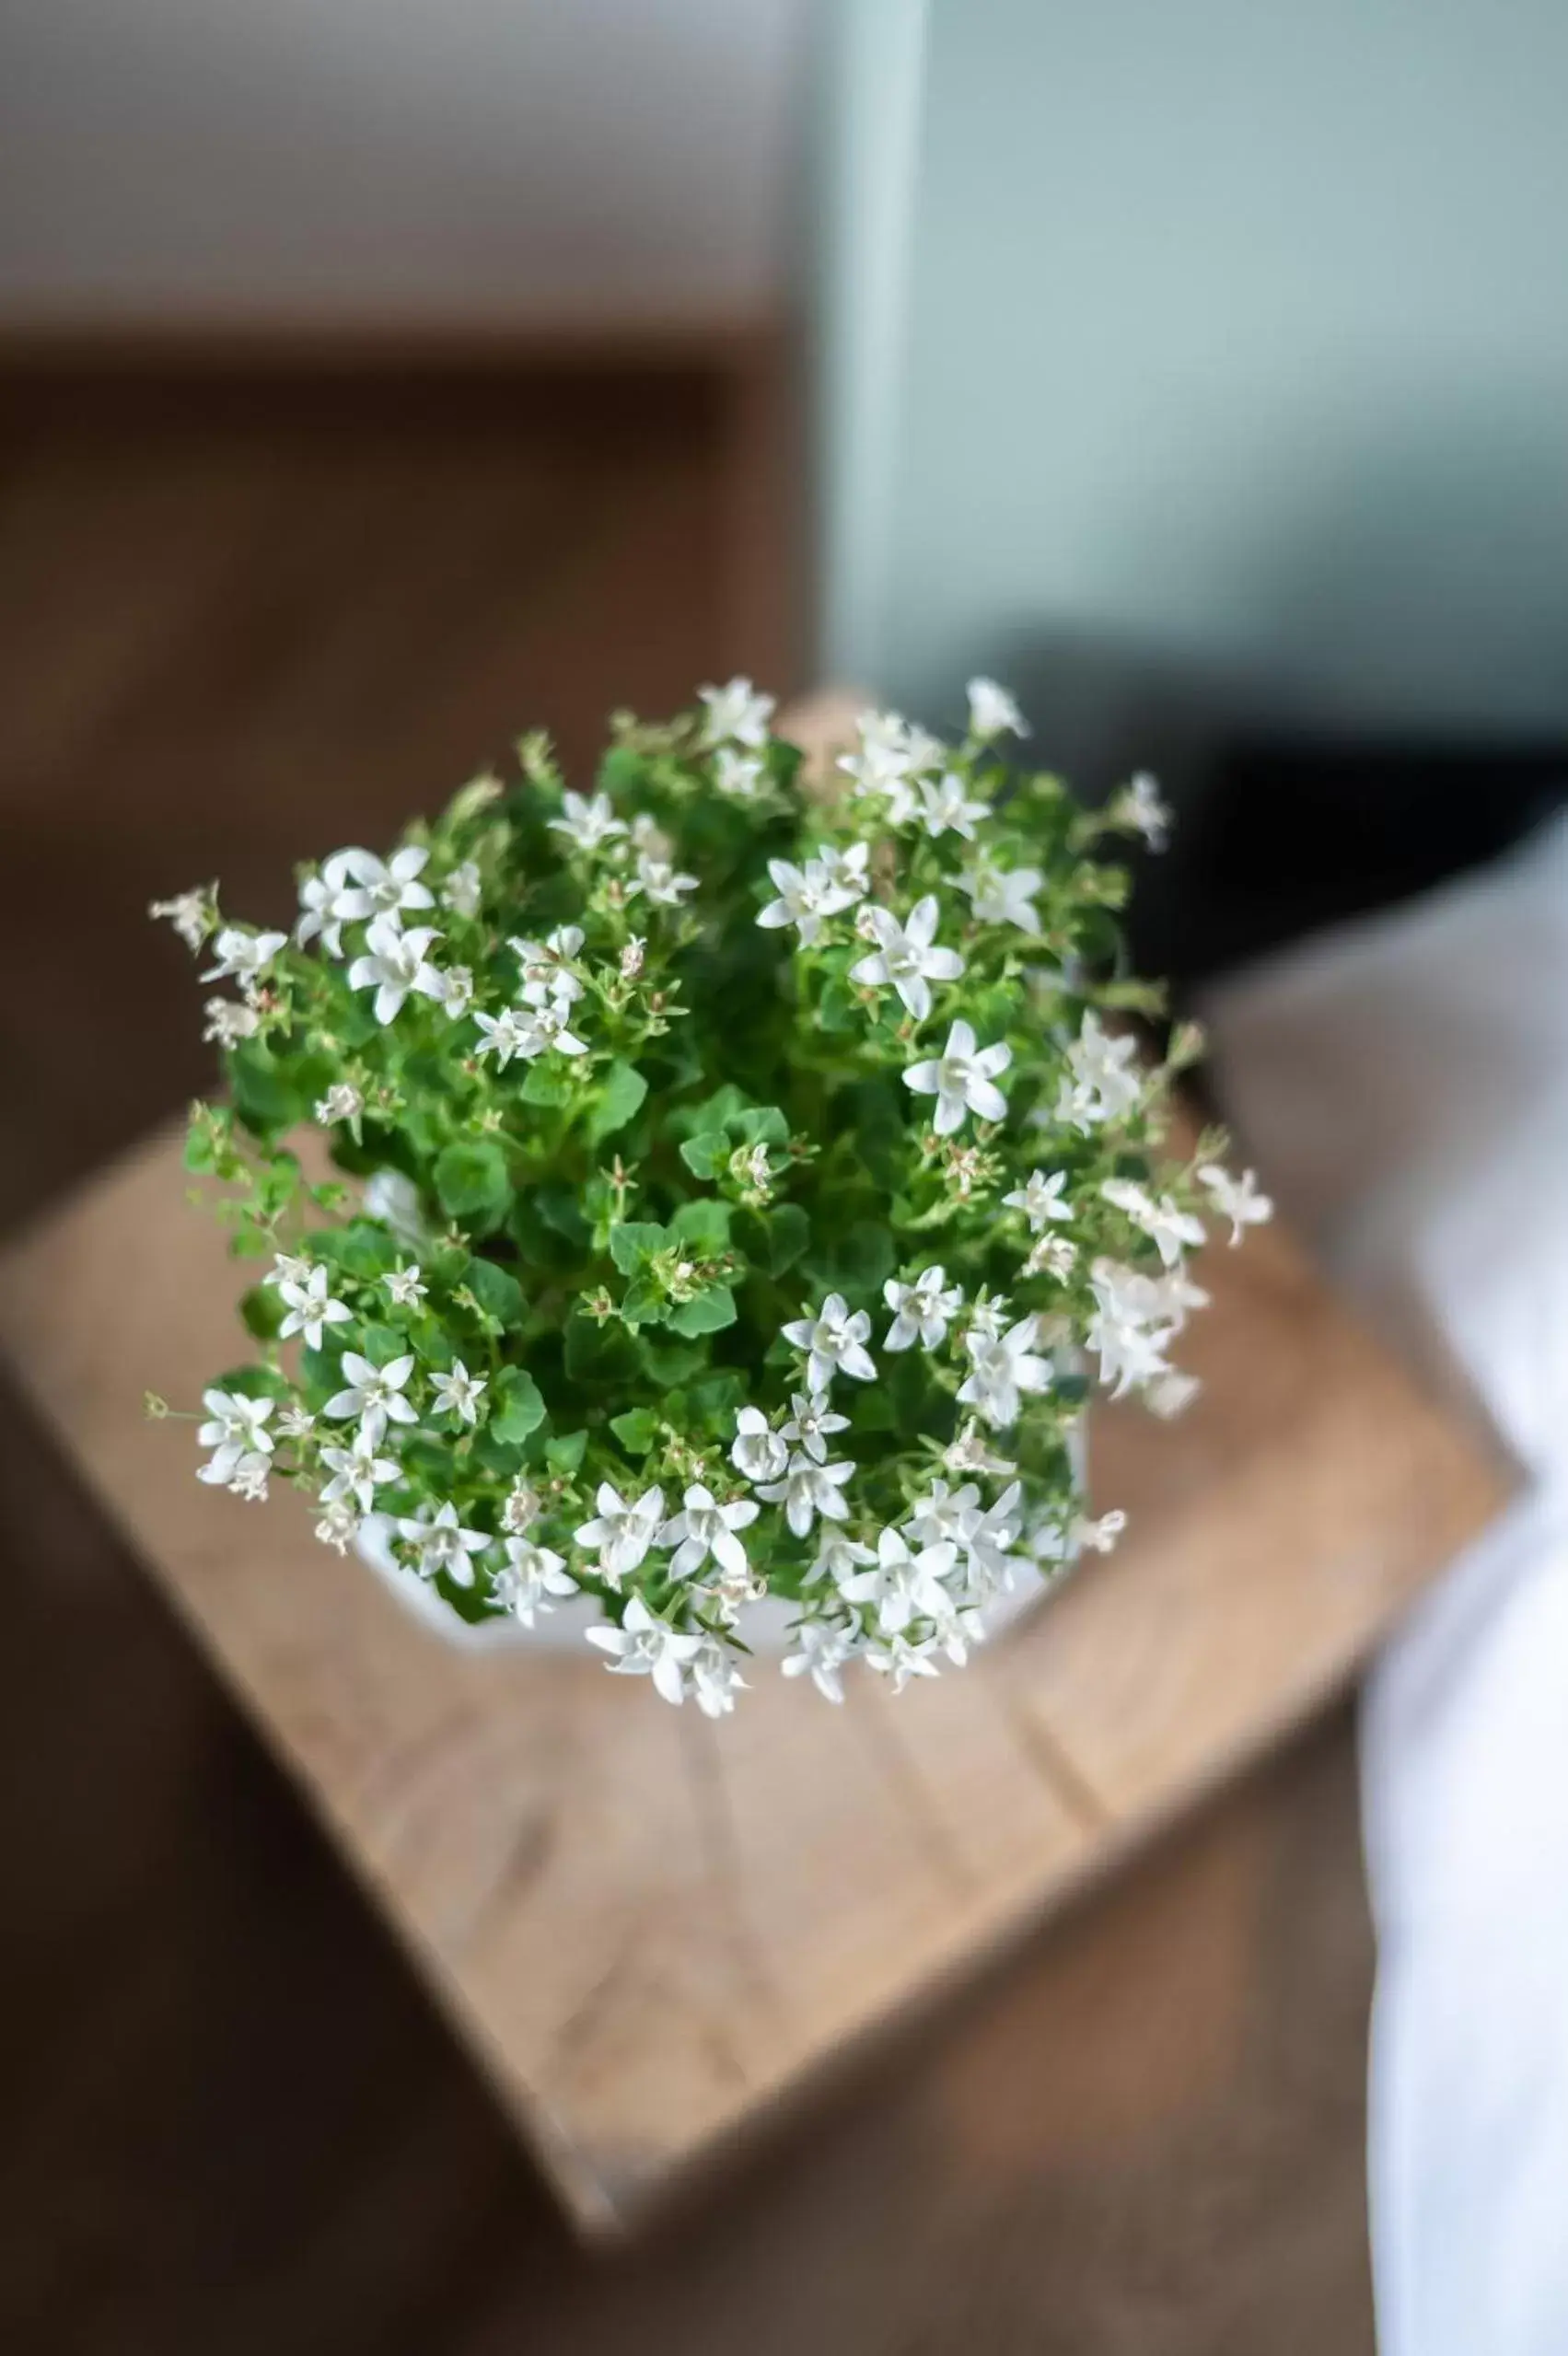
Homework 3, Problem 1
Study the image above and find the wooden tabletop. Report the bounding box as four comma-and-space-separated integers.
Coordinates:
0, 1113, 1510, 2233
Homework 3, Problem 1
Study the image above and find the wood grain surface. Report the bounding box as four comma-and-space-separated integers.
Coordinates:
0, 1106, 1510, 2229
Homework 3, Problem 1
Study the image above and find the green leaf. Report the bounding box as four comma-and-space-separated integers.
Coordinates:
587, 1058, 647, 1143
667, 1286, 736, 1338
731, 1105, 789, 1147
678, 1131, 727, 1180
238, 1284, 286, 1342
609, 1220, 667, 1276
639, 1334, 708, 1386
491, 1365, 546, 1443
669, 1197, 730, 1255
213, 1364, 292, 1402
229, 1044, 307, 1138
808, 1218, 893, 1296
686, 1369, 744, 1423
564, 1310, 641, 1387
610, 1407, 660, 1457
764, 1201, 810, 1274
817, 978, 859, 1034
619, 1274, 668, 1328
463, 1255, 524, 1328
433, 1140, 510, 1225
545, 1429, 588, 1476
520, 1062, 572, 1108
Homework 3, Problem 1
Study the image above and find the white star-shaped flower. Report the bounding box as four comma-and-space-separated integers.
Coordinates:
509, 927, 586, 1008
756, 1452, 854, 1538
839, 1526, 957, 1637
903, 1018, 1012, 1135
202, 925, 288, 988
755, 856, 859, 946
905, 1478, 981, 1550
149, 883, 216, 953
433, 964, 474, 1019
731, 1406, 789, 1484
1112, 771, 1172, 851
966, 677, 1028, 739
781, 1619, 859, 1704
813, 841, 871, 904
780, 1391, 849, 1465
865, 1633, 943, 1692
836, 710, 943, 822
323, 1350, 417, 1442
195, 1388, 275, 1487
315, 1081, 363, 1127
314, 1502, 360, 1554
1003, 1167, 1073, 1232
550, 791, 626, 853
1197, 1164, 1273, 1245
490, 1538, 578, 1627
633, 853, 698, 908
850, 895, 965, 1020
883, 1265, 963, 1352
364, 1170, 429, 1248
586, 1595, 704, 1706
203, 998, 260, 1047
960, 1480, 1025, 1596
699, 676, 774, 749
1053, 1011, 1144, 1131
383, 1260, 427, 1308
659, 1483, 760, 1581
957, 1315, 1053, 1429
442, 859, 482, 917
347, 916, 446, 1026
1100, 1178, 1205, 1269
807, 1531, 877, 1587
472, 1007, 534, 1069
226, 1452, 273, 1503
319, 1428, 400, 1513
714, 746, 765, 797
428, 1360, 485, 1427
959, 857, 1042, 934
332, 845, 436, 923
574, 1483, 666, 1584
690, 1640, 748, 1720
295, 853, 356, 957
918, 772, 990, 841
276, 1264, 353, 1350
396, 1502, 493, 1586
781, 1293, 877, 1393
276, 1403, 315, 1441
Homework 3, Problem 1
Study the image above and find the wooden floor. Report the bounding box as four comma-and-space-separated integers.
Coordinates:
0, 358, 1376, 2354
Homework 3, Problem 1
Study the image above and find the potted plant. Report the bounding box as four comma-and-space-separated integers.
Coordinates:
149, 678, 1270, 1713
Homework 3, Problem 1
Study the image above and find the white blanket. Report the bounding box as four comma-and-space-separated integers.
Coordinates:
1202, 809, 1568, 2356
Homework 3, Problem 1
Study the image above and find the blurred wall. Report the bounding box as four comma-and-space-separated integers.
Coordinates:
0, 0, 804, 329
818, 0, 1568, 775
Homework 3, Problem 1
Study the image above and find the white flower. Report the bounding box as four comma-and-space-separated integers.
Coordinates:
699, 675, 774, 749
202, 997, 260, 1047
966, 677, 1028, 739
276, 1264, 353, 1350
781, 1293, 877, 1393
433, 964, 474, 1019
276, 1404, 315, 1440
509, 927, 586, 1007
1025, 1233, 1078, 1281
659, 1483, 760, 1580
314, 1501, 359, 1553
226, 1451, 273, 1503
620, 935, 645, 980
397, 1501, 493, 1586
202, 925, 288, 988
960, 1480, 1025, 1596
849, 896, 964, 1020
315, 1081, 363, 1127
324, 1350, 416, 1442
1076, 1509, 1127, 1555
958, 1315, 1053, 1428
1086, 1260, 1178, 1399
295, 852, 356, 957
195, 1388, 275, 1486
755, 855, 859, 946
574, 1483, 666, 1584
633, 853, 698, 908
319, 1428, 399, 1513
491, 1538, 577, 1626
519, 1003, 589, 1059
1054, 1011, 1143, 1131
813, 841, 870, 904
918, 772, 989, 841
906, 1478, 981, 1550
966, 1295, 1011, 1347
1197, 1164, 1273, 1245
807, 1530, 877, 1587
730, 1406, 789, 1484
1001, 1167, 1071, 1233
1112, 771, 1172, 851
714, 746, 765, 797
782, 1619, 858, 1703
364, 1170, 428, 1248
550, 790, 625, 852
332, 845, 436, 923
429, 1360, 486, 1428
383, 1260, 427, 1308
757, 1452, 854, 1538
265, 1251, 312, 1290
883, 1265, 963, 1352
501, 1480, 541, 1535
1100, 1177, 1205, 1269
149, 883, 216, 952
945, 1420, 1016, 1478
347, 917, 446, 1026
841, 1526, 957, 1636
960, 857, 1042, 934
837, 710, 942, 821
442, 859, 482, 917
780, 1391, 849, 1465
472, 1007, 534, 1069
586, 1595, 703, 1706
903, 1018, 1012, 1136
691, 1640, 748, 1720
865, 1632, 942, 1691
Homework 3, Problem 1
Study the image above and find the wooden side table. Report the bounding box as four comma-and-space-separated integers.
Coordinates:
0, 1108, 1509, 2233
